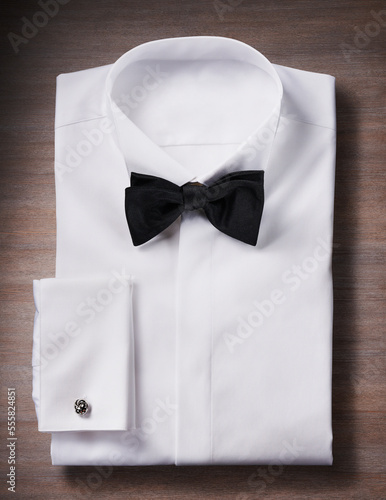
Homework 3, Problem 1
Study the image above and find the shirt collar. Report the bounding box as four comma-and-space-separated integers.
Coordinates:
105, 36, 283, 186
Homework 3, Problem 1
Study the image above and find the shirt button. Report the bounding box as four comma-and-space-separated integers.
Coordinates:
74, 399, 89, 416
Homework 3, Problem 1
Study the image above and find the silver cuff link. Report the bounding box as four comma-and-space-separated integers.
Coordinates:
74, 399, 89, 416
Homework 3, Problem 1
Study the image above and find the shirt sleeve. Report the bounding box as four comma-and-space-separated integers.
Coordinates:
32, 276, 136, 432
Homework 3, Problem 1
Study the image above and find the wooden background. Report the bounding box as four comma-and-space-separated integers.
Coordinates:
0, 0, 385, 498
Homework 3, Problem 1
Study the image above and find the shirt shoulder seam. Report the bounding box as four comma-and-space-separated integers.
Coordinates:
55, 115, 108, 130
284, 115, 336, 131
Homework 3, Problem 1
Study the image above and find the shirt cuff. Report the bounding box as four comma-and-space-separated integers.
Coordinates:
32, 275, 135, 432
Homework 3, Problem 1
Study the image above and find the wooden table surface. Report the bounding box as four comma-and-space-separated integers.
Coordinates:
0, 0, 385, 498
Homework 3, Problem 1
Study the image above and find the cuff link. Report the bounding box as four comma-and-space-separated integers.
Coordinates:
74, 399, 89, 416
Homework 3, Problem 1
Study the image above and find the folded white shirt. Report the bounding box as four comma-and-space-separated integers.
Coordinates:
32, 36, 336, 465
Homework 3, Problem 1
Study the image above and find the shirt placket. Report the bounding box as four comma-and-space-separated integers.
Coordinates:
174, 211, 214, 465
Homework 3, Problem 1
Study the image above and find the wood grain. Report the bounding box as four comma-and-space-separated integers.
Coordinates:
0, 0, 385, 498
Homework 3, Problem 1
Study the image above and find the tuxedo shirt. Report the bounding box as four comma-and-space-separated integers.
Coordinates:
32, 36, 336, 465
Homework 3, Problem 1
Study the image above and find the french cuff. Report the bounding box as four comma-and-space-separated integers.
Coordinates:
32, 274, 135, 432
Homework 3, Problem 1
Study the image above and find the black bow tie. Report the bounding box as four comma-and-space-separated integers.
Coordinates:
125, 170, 264, 246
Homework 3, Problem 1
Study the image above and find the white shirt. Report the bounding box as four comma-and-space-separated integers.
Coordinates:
32, 36, 336, 465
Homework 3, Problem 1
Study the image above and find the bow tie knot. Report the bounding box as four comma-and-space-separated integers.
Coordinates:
182, 183, 208, 211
